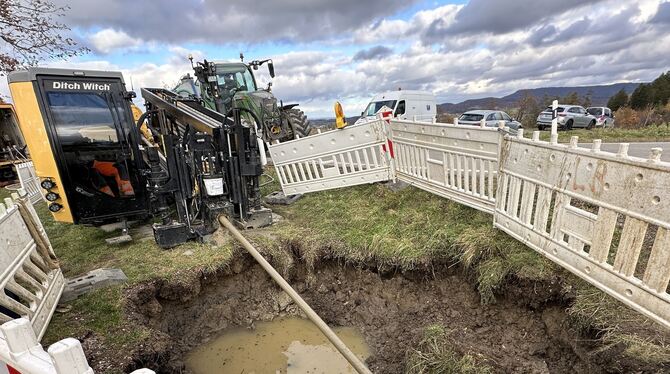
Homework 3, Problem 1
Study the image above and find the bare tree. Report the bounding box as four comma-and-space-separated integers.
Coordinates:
0, 0, 88, 74
515, 91, 540, 128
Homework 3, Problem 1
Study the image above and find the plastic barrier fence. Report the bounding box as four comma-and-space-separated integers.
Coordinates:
0, 191, 63, 339
268, 120, 392, 195
390, 118, 500, 214
269, 119, 670, 328
15, 163, 42, 205
0, 318, 153, 374
494, 131, 670, 329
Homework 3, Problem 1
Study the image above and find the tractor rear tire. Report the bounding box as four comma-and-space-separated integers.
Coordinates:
287, 108, 312, 138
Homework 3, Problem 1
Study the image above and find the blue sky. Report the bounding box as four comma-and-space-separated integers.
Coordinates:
2, 0, 669, 117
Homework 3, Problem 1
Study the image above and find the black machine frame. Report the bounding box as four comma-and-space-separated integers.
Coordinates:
139, 88, 272, 248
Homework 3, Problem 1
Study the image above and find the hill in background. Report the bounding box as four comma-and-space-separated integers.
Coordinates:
438, 82, 641, 113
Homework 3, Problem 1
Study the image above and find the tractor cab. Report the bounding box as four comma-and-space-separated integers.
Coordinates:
174, 55, 311, 142
214, 63, 258, 108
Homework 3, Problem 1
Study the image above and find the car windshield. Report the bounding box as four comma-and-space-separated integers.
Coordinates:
543, 106, 565, 113
216, 65, 256, 93
364, 100, 397, 116
587, 108, 603, 116
459, 113, 484, 121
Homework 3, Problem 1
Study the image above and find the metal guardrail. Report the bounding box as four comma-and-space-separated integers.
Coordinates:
390, 118, 501, 213
268, 120, 392, 195
269, 118, 670, 328
494, 130, 670, 328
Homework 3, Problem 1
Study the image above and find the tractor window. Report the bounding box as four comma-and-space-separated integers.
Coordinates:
46, 92, 119, 146
216, 66, 256, 93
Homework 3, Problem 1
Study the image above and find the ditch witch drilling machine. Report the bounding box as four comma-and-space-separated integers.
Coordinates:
8, 66, 277, 248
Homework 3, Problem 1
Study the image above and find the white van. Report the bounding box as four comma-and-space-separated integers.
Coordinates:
354, 90, 436, 125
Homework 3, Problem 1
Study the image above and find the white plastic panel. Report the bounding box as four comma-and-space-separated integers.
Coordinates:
16, 162, 42, 204
390, 119, 501, 213
268, 120, 392, 195
494, 132, 670, 329
0, 195, 63, 339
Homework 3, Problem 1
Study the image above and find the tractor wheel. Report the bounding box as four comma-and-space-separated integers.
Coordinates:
287, 108, 312, 138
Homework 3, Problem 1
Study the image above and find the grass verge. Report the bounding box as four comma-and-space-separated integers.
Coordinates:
535, 124, 670, 143
268, 181, 554, 302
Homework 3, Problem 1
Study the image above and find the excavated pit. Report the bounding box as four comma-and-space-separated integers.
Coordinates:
122, 253, 657, 373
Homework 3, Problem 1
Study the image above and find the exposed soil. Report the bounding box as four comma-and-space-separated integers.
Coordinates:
109, 251, 668, 374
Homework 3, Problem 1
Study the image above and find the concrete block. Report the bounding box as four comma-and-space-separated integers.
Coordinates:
60, 268, 128, 303
264, 191, 303, 205
384, 180, 410, 192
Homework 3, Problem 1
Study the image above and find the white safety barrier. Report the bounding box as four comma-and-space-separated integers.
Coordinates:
269, 119, 670, 328
390, 118, 500, 213
15, 163, 42, 205
0, 193, 155, 372
494, 131, 670, 329
0, 318, 154, 374
268, 120, 392, 195
0, 191, 63, 340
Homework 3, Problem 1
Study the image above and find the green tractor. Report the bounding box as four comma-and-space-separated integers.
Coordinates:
174, 54, 311, 142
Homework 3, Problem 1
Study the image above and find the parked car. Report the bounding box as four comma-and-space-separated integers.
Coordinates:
354, 90, 436, 125
587, 107, 615, 128
536, 104, 596, 130
457, 110, 522, 131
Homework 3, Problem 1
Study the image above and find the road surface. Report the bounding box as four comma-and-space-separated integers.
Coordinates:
578, 142, 670, 162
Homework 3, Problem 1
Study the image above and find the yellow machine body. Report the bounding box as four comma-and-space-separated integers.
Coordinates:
8, 80, 74, 222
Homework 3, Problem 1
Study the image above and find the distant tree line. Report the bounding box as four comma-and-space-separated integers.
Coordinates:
511, 72, 670, 129
607, 71, 670, 111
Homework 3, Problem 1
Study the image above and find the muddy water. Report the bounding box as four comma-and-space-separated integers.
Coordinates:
185, 316, 370, 374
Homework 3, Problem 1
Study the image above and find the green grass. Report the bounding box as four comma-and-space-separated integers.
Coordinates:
406, 325, 492, 374
567, 280, 670, 363
535, 124, 670, 143
269, 182, 553, 303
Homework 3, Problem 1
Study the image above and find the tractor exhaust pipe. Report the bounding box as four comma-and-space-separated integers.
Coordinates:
218, 216, 372, 374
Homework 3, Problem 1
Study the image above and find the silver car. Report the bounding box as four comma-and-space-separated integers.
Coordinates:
536, 104, 596, 130
587, 107, 615, 128
458, 110, 522, 131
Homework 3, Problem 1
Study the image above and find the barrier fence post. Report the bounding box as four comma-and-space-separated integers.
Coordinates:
550, 99, 558, 144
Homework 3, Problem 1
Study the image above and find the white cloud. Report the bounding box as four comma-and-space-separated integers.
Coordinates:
89, 28, 144, 54
3, 0, 669, 119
